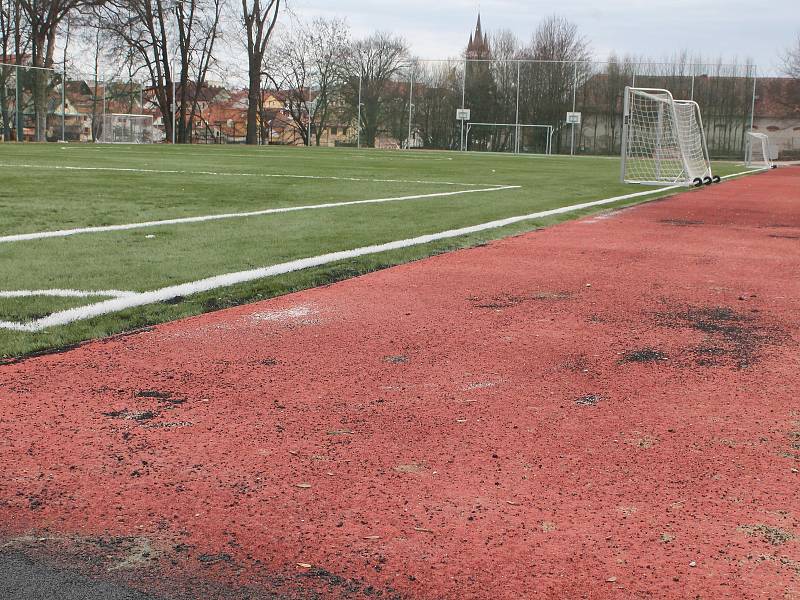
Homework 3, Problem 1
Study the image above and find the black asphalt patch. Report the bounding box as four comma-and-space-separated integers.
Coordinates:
0, 552, 163, 600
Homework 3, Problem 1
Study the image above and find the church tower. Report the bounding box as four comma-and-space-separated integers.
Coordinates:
466, 13, 491, 59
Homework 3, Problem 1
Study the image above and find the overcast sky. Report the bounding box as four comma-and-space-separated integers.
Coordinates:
289, 0, 795, 75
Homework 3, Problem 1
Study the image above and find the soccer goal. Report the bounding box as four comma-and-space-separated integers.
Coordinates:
465, 123, 554, 155
621, 87, 719, 187
744, 131, 775, 169
97, 114, 154, 144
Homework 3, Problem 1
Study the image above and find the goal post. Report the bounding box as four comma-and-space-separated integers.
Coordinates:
744, 131, 775, 169
97, 113, 154, 144
621, 87, 718, 187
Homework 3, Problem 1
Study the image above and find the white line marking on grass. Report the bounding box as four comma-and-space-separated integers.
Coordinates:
0, 186, 519, 244
0, 162, 507, 188
57, 147, 459, 162
0, 185, 683, 332
0, 289, 136, 299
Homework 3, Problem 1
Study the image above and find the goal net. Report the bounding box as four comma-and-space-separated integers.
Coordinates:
745, 131, 773, 169
97, 114, 154, 144
621, 87, 716, 186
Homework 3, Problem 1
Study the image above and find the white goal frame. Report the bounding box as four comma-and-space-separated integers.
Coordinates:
466, 122, 554, 155
744, 131, 774, 169
97, 113, 154, 144
621, 87, 717, 187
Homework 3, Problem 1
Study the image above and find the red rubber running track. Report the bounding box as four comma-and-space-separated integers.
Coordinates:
1, 168, 799, 599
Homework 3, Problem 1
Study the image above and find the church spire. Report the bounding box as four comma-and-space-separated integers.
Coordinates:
466, 11, 490, 59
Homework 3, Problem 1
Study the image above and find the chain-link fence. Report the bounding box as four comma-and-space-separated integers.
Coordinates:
2, 58, 774, 160
0, 63, 66, 142
325, 59, 758, 159
0, 63, 151, 143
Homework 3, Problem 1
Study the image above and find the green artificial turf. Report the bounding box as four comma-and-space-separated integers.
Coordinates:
0, 143, 751, 359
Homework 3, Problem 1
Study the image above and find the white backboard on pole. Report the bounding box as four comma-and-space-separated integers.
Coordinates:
566, 111, 582, 125
456, 108, 471, 121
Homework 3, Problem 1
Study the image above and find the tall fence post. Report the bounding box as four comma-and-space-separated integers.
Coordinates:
357, 75, 362, 149
690, 74, 695, 101
171, 59, 176, 144
460, 59, 467, 151
748, 65, 757, 154
61, 68, 67, 142
15, 65, 21, 142
570, 61, 577, 156
407, 65, 413, 150
514, 61, 520, 154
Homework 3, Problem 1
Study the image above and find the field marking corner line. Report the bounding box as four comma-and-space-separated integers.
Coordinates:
0, 182, 691, 333
0, 185, 521, 244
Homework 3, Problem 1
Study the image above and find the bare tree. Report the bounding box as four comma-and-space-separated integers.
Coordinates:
265, 15, 349, 145
174, 0, 222, 142
344, 31, 409, 148
306, 16, 348, 145
98, 0, 222, 143
487, 29, 521, 150
782, 33, 800, 79
411, 60, 461, 149
241, 0, 279, 144
97, 0, 174, 141
519, 15, 591, 152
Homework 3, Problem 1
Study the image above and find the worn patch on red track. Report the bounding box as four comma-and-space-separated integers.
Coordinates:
2, 169, 800, 599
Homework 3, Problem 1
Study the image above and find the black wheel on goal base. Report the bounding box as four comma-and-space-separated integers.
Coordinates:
712, 175, 721, 183
703, 176, 713, 186
693, 178, 703, 188
771, 164, 778, 169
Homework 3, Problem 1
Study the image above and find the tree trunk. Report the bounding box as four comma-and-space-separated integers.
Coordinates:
246, 56, 260, 144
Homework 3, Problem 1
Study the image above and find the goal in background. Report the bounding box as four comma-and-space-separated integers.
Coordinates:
621, 87, 719, 187
97, 114, 154, 144
745, 131, 775, 169
465, 123, 554, 155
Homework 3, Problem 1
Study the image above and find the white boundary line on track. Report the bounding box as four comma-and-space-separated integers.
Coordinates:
0, 162, 506, 188
0, 170, 757, 332
0, 289, 136, 299
0, 185, 520, 244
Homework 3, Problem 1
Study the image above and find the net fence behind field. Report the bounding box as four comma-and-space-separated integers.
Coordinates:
1, 59, 767, 159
